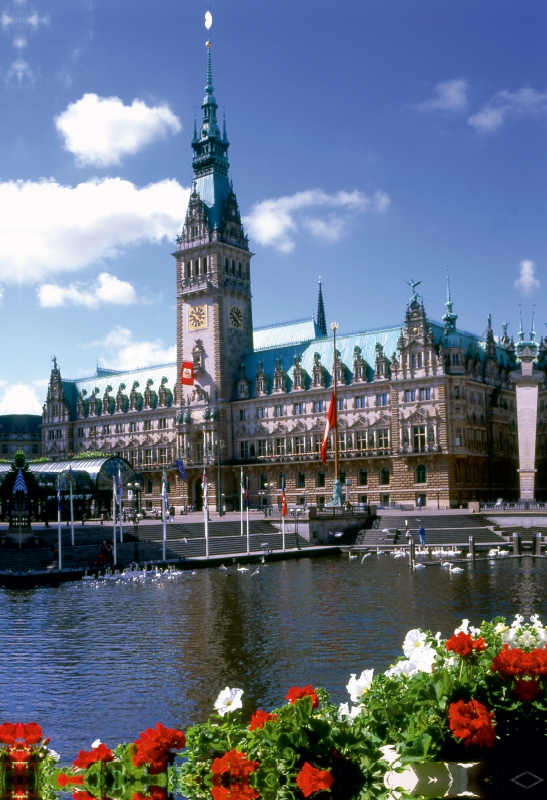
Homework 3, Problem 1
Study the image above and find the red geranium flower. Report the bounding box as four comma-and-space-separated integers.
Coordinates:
132, 723, 185, 774
57, 773, 86, 787
248, 710, 278, 731
286, 685, 319, 710
72, 791, 98, 800
22, 723, 42, 745
448, 700, 495, 748
491, 645, 525, 679
513, 678, 543, 701
446, 632, 487, 658
211, 749, 259, 800
0, 723, 16, 745
73, 743, 114, 770
132, 787, 167, 800
296, 762, 334, 797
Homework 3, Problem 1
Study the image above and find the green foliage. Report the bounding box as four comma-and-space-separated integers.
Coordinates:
73, 452, 110, 460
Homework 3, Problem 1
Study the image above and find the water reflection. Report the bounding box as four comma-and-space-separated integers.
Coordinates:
1, 555, 545, 758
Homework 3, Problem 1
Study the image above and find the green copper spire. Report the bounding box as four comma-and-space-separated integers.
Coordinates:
442, 273, 458, 333
191, 43, 232, 231
519, 310, 524, 343
316, 277, 327, 337
530, 309, 536, 343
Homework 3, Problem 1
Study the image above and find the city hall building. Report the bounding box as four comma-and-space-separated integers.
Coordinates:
41, 48, 546, 510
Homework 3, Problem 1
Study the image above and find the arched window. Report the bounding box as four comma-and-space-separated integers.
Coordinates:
297, 471, 306, 488
194, 259, 200, 277
146, 479, 153, 493
203, 256, 208, 273
358, 468, 368, 486
339, 470, 346, 484
277, 471, 285, 489
416, 464, 427, 484
380, 467, 390, 485
316, 470, 325, 488
260, 473, 268, 490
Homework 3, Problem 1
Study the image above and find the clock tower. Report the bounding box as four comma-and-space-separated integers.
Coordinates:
174, 44, 254, 421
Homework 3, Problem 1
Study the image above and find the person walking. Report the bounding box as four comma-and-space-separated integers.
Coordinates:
418, 524, 426, 547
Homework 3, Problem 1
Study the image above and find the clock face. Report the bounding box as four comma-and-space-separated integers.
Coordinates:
188, 305, 207, 330
229, 305, 243, 329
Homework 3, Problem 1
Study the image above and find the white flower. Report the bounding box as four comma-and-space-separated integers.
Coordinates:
501, 628, 518, 646
346, 669, 374, 702
413, 645, 437, 674
48, 749, 60, 762
402, 629, 427, 658
494, 622, 509, 634
214, 686, 244, 716
455, 619, 480, 637
518, 630, 538, 649
91, 739, 102, 749
511, 614, 524, 628
434, 632, 442, 644
385, 659, 419, 678
536, 628, 547, 644
531, 614, 544, 629
337, 702, 361, 723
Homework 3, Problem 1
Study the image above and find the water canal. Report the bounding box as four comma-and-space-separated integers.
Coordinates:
2, 554, 546, 758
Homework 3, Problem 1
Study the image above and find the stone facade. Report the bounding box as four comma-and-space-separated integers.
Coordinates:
41, 46, 547, 510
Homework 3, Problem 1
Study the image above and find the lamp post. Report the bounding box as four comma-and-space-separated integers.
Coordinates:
217, 439, 225, 516
290, 508, 303, 550
127, 481, 141, 563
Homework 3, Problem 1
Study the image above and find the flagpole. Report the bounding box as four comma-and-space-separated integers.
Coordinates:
69, 474, 74, 546
246, 476, 250, 555
281, 514, 285, 551
57, 475, 62, 571
119, 468, 124, 543
203, 468, 209, 558
162, 477, 167, 562
112, 476, 117, 567
331, 322, 339, 482
240, 467, 244, 536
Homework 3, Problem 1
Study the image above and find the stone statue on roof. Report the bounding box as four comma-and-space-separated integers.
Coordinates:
405, 279, 422, 303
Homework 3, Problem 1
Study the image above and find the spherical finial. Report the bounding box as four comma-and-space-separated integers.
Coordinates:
330, 321, 338, 331
206, 40, 211, 48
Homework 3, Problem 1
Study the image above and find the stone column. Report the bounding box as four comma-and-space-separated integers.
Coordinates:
511, 346, 544, 501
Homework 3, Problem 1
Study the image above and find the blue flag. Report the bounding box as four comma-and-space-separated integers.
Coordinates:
176, 459, 187, 481
57, 486, 62, 512
12, 469, 27, 495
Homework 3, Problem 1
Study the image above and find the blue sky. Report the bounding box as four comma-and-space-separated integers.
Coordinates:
1, 0, 546, 413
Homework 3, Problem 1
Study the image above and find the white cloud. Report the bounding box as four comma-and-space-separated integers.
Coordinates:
0, 285, 4, 304
468, 87, 547, 132
0, 177, 189, 284
55, 93, 182, 167
416, 79, 468, 113
5, 58, 34, 84
243, 188, 390, 253
514, 259, 540, 295
0, 383, 43, 414
37, 272, 137, 309
89, 326, 175, 370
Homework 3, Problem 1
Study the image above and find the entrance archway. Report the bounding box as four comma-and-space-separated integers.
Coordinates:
193, 477, 203, 511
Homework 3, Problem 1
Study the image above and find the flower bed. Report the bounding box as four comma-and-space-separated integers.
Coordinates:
5, 615, 547, 799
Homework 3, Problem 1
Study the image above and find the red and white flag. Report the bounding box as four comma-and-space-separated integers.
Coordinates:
281, 484, 287, 517
320, 392, 337, 465
181, 361, 194, 385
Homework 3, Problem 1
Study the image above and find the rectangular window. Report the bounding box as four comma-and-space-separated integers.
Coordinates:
203, 256, 208, 273
454, 387, 460, 399
411, 353, 423, 369
145, 450, 152, 465
293, 402, 304, 415
2, 444, 7, 453
405, 389, 417, 402
413, 425, 426, 452
356, 431, 366, 450
32, 444, 39, 454
338, 398, 344, 411
376, 393, 389, 407
314, 434, 321, 453
158, 418, 167, 429
274, 404, 286, 417
240, 441, 249, 459
337, 432, 346, 451
451, 354, 459, 366
158, 448, 166, 464
419, 388, 431, 401
294, 436, 305, 454
143, 420, 151, 431
455, 428, 462, 447
129, 421, 137, 432
355, 396, 366, 409
316, 495, 325, 507
115, 423, 124, 433
257, 407, 266, 419
313, 400, 324, 413
239, 409, 249, 421
102, 424, 110, 435
378, 429, 389, 448
77, 427, 84, 438
131, 450, 138, 466
275, 438, 285, 456
196, 442, 204, 462
257, 439, 266, 457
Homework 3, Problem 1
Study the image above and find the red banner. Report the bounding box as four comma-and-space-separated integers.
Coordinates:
181, 362, 194, 385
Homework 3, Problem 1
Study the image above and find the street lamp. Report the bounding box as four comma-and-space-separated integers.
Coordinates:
217, 439, 225, 516
290, 508, 303, 550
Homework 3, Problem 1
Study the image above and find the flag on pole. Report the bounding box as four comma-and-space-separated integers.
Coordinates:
321, 392, 337, 464
117, 467, 123, 511
68, 466, 75, 484
245, 477, 249, 508
281, 484, 287, 517
57, 484, 62, 512
176, 459, 187, 480
181, 362, 194, 385
162, 470, 169, 503
12, 469, 27, 495
202, 469, 208, 509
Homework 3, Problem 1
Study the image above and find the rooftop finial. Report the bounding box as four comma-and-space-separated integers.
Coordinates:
192, 112, 198, 142
205, 44, 213, 93
531, 306, 536, 342
519, 308, 524, 342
